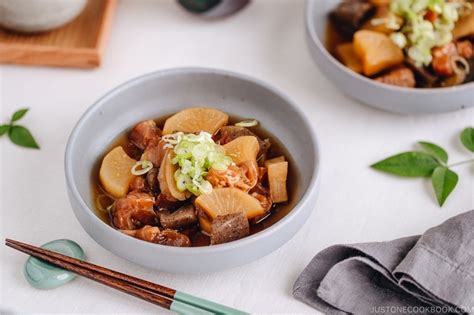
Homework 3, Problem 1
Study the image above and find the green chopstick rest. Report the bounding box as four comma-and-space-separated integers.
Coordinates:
24, 239, 85, 289
172, 291, 249, 315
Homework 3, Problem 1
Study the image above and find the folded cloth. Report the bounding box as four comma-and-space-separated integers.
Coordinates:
293, 210, 474, 315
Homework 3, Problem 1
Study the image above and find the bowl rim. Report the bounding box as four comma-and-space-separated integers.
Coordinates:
305, 0, 474, 94
65, 66, 321, 254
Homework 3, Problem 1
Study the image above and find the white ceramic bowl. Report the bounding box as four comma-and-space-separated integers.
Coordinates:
0, 0, 87, 33
65, 68, 321, 274
305, 0, 474, 114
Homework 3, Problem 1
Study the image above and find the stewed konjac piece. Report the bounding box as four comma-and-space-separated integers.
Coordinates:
94, 108, 291, 247
327, 0, 474, 88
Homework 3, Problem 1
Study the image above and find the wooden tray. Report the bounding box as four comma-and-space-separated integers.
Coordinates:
0, 0, 116, 68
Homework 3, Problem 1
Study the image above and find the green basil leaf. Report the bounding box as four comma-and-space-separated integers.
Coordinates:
460, 127, 474, 152
418, 141, 448, 163
0, 124, 10, 136
431, 166, 458, 206
11, 108, 29, 122
8, 125, 40, 149
371, 151, 440, 177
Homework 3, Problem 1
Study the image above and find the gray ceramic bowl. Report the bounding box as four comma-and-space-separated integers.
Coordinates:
305, 0, 474, 114
65, 68, 320, 274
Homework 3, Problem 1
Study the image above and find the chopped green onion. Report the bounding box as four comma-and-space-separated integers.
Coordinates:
106, 204, 114, 213
442, 2, 458, 21
390, 32, 408, 48
162, 132, 184, 145
163, 131, 232, 196
235, 119, 258, 127
451, 56, 470, 75
175, 169, 192, 192
371, 15, 401, 30
371, 18, 388, 26
390, 0, 467, 66
131, 160, 153, 175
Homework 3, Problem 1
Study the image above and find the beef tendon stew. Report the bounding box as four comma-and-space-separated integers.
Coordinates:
93, 107, 294, 247
327, 0, 474, 88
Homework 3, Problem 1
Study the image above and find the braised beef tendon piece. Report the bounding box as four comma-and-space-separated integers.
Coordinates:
112, 191, 157, 229
121, 226, 191, 247
431, 41, 473, 86
249, 168, 274, 223
456, 40, 473, 59
239, 160, 259, 189
375, 67, 416, 87
432, 43, 458, 77
210, 212, 250, 245
158, 204, 198, 229
129, 176, 148, 192
157, 230, 191, 247
249, 192, 273, 224
129, 120, 162, 150
141, 138, 167, 167
121, 225, 161, 242
329, 0, 376, 36
207, 161, 258, 192
250, 184, 273, 212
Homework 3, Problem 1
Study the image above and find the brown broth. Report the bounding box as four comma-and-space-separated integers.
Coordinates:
325, 22, 351, 56
91, 114, 300, 247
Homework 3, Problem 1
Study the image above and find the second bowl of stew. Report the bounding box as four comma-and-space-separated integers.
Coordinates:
65, 68, 320, 273
306, 0, 474, 114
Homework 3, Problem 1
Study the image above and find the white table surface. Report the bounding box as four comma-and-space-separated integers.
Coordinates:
1, 0, 473, 314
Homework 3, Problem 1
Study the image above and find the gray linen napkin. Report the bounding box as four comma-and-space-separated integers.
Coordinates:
293, 210, 474, 315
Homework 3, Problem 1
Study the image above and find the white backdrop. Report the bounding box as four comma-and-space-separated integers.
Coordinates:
1, 0, 473, 314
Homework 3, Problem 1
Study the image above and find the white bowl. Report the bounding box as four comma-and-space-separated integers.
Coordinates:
0, 0, 87, 33
65, 68, 321, 273
305, 0, 474, 114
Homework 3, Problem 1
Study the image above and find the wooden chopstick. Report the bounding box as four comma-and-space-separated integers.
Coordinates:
5, 240, 176, 311
5, 239, 248, 315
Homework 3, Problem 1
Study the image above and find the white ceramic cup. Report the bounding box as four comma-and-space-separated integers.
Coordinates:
0, 0, 88, 33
